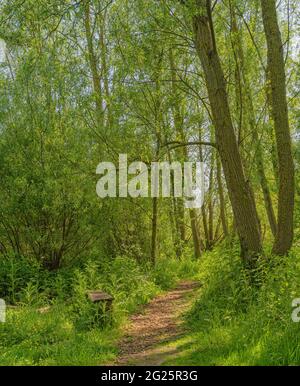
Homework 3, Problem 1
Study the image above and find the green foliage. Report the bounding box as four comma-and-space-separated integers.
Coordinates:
0, 0, 299, 368
0, 254, 197, 365
151, 253, 201, 290
0, 305, 117, 365
0, 255, 41, 304
164, 245, 300, 366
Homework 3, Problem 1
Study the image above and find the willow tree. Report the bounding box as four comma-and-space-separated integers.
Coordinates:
229, 1, 277, 237
261, 0, 295, 255
189, 0, 262, 263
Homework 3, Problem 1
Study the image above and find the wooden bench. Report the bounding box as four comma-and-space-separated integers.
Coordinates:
87, 291, 114, 312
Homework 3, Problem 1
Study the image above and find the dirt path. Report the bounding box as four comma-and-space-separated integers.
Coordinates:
115, 280, 201, 366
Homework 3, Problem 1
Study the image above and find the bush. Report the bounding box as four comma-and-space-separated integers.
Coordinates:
169, 244, 300, 366
0, 252, 201, 365
151, 253, 201, 290
0, 255, 42, 304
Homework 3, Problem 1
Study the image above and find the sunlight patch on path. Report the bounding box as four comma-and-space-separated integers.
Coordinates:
114, 281, 201, 366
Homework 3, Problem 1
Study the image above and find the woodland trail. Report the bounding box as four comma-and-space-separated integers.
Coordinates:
114, 280, 201, 366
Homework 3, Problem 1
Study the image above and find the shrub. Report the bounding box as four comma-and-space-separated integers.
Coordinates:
178, 244, 300, 366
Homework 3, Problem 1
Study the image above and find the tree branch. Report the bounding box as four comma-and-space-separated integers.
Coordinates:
164, 141, 217, 150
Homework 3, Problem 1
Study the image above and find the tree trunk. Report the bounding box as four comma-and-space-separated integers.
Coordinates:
167, 149, 183, 258
261, 0, 295, 255
198, 130, 210, 249
216, 155, 228, 237
230, 4, 277, 237
169, 49, 186, 246
151, 196, 158, 265
169, 48, 202, 256
190, 208, 202, 258
208, 146, 215, 246
98, 10, 113, 129
191, 0, 262, 263
83, 0, 104, 129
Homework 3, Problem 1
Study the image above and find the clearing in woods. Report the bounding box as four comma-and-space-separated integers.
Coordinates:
115, 280, 201, 366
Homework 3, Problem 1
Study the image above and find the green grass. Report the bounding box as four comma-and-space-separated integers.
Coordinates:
0, 306, 119, 365
3, 244, 299, 366
0, 253, 201, 366
163, 245, 300, 366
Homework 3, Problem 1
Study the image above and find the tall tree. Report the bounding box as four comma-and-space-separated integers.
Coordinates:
190, 0, 262, 263
169, 48, 202, 258
261, 0, 295, 255
229, 2, 277, 237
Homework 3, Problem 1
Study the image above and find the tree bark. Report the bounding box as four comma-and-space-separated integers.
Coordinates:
229, 4, 277, 237
151, 196, 158, 265
191, 0, 262, 263
190, 208, 202, 258
261, 0, 295, 255
216, 155, 228, 237
198, 129, 210, 249
208, 146, 215, 246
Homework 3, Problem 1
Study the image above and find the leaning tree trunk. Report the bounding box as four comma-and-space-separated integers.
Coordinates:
229, 4, 277, 237
191, 0, 262, 263
261, 0, 295, 255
